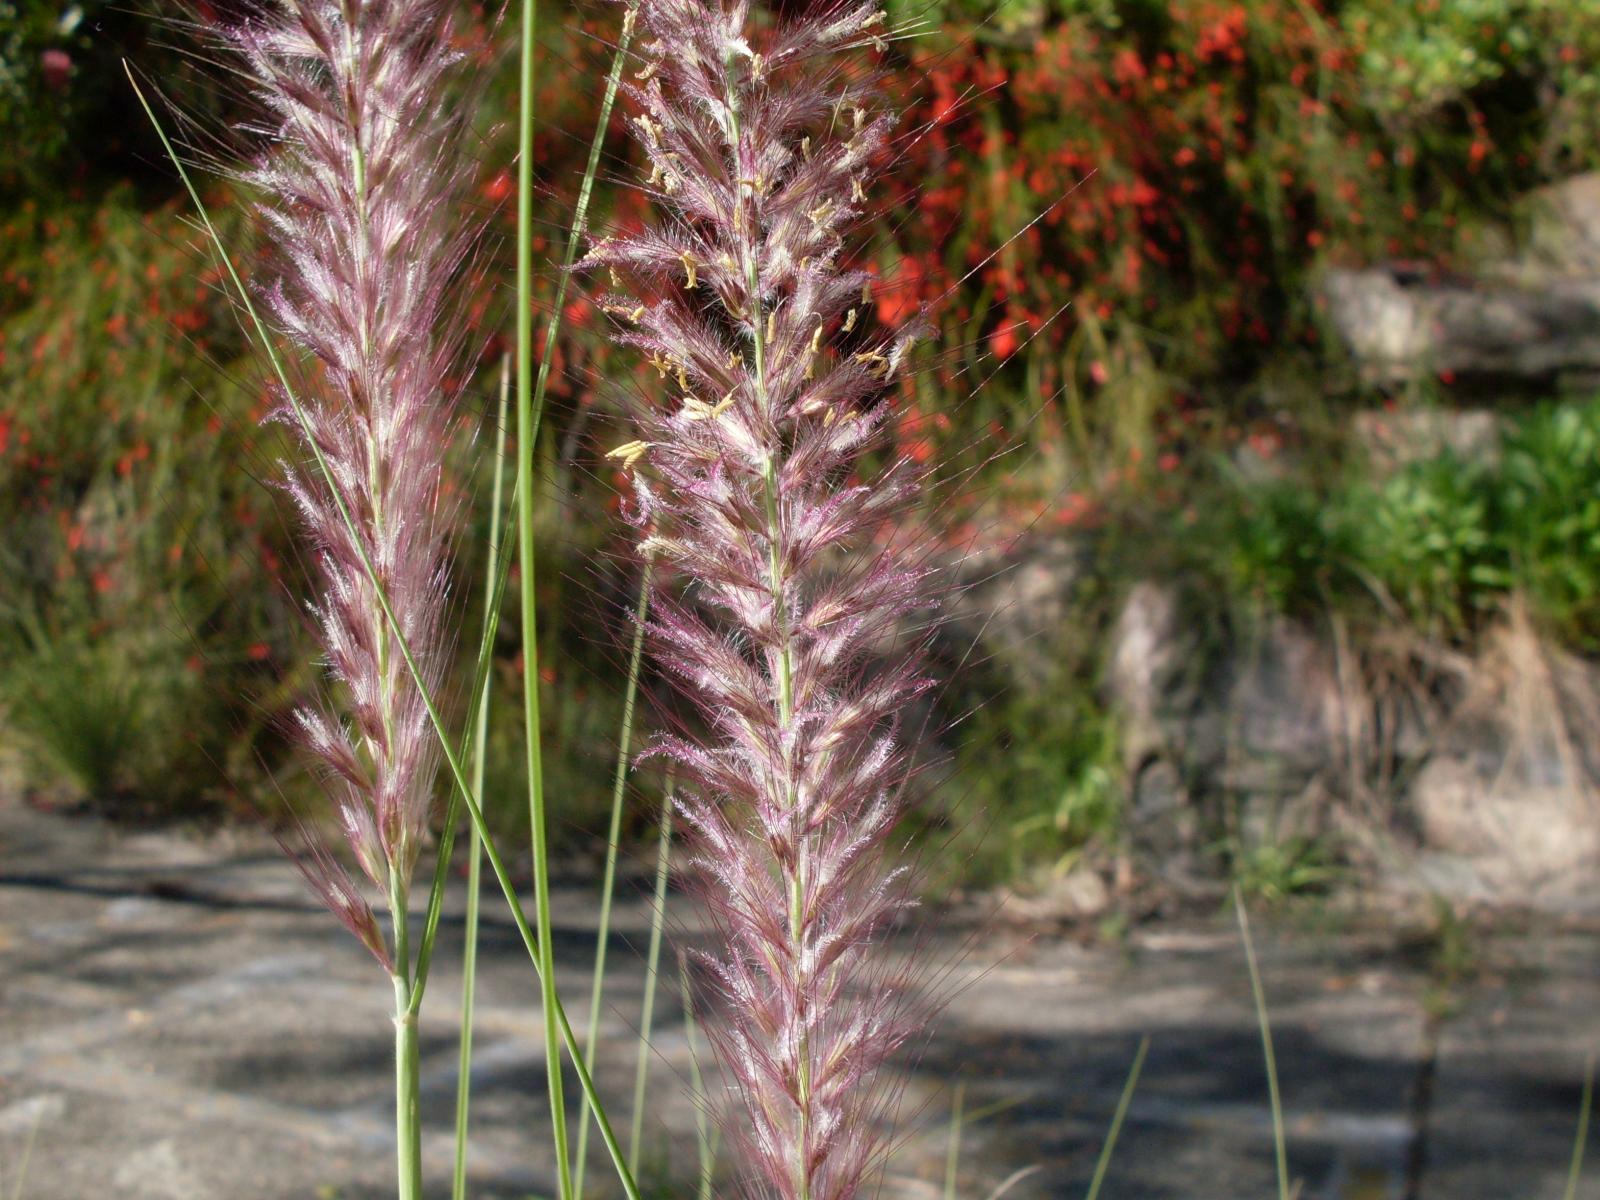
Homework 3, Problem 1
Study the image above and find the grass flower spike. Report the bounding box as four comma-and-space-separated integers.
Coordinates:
230, 0, 471, 953
224, 0, 474, 1192
585, 2, 933, 1195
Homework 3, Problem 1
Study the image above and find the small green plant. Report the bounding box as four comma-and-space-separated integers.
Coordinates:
1224, 832, 1338, 906
1495, 400, 1600, 646
1359, 453, 1506, 636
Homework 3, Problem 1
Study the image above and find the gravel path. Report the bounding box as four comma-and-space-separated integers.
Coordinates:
2, 797, 1598, 1199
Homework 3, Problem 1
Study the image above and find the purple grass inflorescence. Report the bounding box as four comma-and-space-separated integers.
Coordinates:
228, 0, 473, 964
584, 2, 934, 1195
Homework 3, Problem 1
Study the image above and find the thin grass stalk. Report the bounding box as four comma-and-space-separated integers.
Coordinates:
680, 951, 719, 1200
1235, 891, 1290, 1200
628, 780, 674, 1173
942, 1082, 966, 1200
392, 877, 422, 1200
452, 360, 512, 1200
1564, 1052, 1595, 1200
514, 0, 575, 1183
417, 0, 634, 1005
131, 77, 644, 1200
573, 556, 654, 1196
1083, 1036, 1149, 1200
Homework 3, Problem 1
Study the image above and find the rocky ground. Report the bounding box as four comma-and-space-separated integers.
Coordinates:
2, 795, 1599, 1200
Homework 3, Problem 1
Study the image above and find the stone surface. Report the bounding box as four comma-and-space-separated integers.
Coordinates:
1320, 265, 1600, 384
1351, 407, 1504, 472
4, 799, 1600, 1199
1320, 172, 1600, 384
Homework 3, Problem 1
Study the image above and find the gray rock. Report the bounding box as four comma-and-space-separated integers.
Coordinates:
1352, 407, 1503, 472
1320, 266, 1600, 383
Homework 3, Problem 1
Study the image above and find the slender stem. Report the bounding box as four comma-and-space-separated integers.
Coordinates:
1564, 1052, 1595, 1200
1083, 1036, 1149, 1200
573, 558, 653, 1196
942, 1082, 965, 1200
679, 953, 717, 1200
130, 73, 641, 1200
551, 30, 652, 1184
1236, 891, 1290, 1200
515, 0, 573, 1188
452, 361, 511, 1200
391, 880, 422, 1200
628, 782, 674, 1174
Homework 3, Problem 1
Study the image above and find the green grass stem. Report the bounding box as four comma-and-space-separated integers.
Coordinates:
573, 557, 653, 1196
679, 951, 718, 1200
513, 0, 576, 1186
1083, 1036, 1149, 1200
1564, 1052, 1595, 1200
943, 1081, 966, 1200
628, 782, 674, 1173
1235, 889, 1290, 1200
451, 359, 511, 1200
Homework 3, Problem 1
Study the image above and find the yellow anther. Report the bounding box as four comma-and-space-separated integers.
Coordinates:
801, 136, 812, 161
851, 176, 866, 203
606, 440, 650, 469
628, 305, 646, 322
676, 364, 688, 389
861, 279, 872, 305
750, 53, 765, 80
766, 311, 777, 344
807, 199, 835, 228
621, 7, 637, 37
680, 250, 698, 289
681, 388, 736, 422
852, 106, 865, 131
635, 114, 662, 147
646, 162, 664, 188
842, 307, 858, 333
810, 322, 825, 353
608, 267, 623, 289
635, 60, 658, 82
863, 10, 886, 27
823, 407, 837, 428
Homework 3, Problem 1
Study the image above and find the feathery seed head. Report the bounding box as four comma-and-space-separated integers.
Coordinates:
586, 1, 935, 1195
226, 0, 474, 954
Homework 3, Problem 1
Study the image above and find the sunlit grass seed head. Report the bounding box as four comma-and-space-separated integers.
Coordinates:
584, 1, 936, 1195
223, 0, 476, 961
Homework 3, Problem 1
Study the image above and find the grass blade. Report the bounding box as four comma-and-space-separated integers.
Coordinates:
1565, 1052, 1595, 1200
128, 70, 643, 1200
1083, 1036, 1150, 1200
628, 781, 675, 1173
1235, 888, 1290, 1200
679, 950, 718, 1200
512, 0, 576, 1184
943, 1081, 966, 1200
452, 358, 512, 1200
573, 557, 653, 1195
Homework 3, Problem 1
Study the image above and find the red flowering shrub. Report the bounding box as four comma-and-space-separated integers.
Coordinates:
870, 0, 1600, 474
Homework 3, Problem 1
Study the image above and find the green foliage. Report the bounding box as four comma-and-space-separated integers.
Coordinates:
1194, 474, 1361, 616
944, 686, 1124, 884
1224, 832, 1338, 905
0, 193, 300, 811
1495, 402, 1600, 645
1359, 453, 1505, 635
